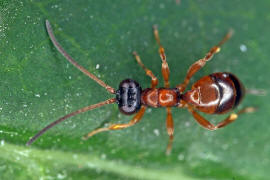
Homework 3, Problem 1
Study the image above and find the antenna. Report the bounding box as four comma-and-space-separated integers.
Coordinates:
26, 20, 117, 145
45, 20, 115, 94
26, 98, 116, 146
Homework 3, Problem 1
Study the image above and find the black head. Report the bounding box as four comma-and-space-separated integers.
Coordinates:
116, 79, 142, 115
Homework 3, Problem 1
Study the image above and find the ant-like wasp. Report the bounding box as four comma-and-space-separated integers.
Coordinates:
27, 20, 255, 154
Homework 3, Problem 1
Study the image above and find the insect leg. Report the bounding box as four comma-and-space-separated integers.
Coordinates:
177, 30, 233, 93
165, 107, 174, 155
133, 51, 158, 88
153, 25, 170, 88
83, 106, 146, 139
187, 105, 256, 130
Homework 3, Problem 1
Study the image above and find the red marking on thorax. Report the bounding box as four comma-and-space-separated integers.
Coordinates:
141, 88, 180, 107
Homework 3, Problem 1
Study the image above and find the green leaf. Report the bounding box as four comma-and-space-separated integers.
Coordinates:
1, 0, 270, 179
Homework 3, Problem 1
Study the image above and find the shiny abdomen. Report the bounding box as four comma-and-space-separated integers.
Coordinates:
182, 72, 245, 114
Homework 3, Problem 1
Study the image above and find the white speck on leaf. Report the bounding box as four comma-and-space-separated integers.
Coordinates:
0, 130, 18, 136
72, 154, 78, 159
87, 162, 95, 168
39, 113, 44, 117
240, 44, 247, 52
101, 154, 106, 159
185, 121, 190, 127
118, 113, 122, 118
0, 140, 4, 146
14, 150, 30, 157
71, 124, 76, 129
178, 153, 185, 161
57, 173, 66, 179
153, 129, 160, 136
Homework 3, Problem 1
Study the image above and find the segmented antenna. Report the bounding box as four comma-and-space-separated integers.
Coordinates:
26, 98, 116, 146
45, 20, 115, 94
26, 20, 117, 145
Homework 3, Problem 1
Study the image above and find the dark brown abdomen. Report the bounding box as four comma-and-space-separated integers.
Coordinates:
182, 72, 245, 114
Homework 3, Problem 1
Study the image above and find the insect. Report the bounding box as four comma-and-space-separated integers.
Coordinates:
26, 20, 254, 154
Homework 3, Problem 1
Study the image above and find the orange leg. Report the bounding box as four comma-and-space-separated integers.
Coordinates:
187, 106, 256, 130
83, 106, 146, 139
153, 25, 170, 88
133, 51, 158, 88
177, 30, 233, 93
165, 107, 174, 155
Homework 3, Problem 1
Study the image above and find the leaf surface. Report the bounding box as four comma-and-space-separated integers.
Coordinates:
1, 0, 270, 179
